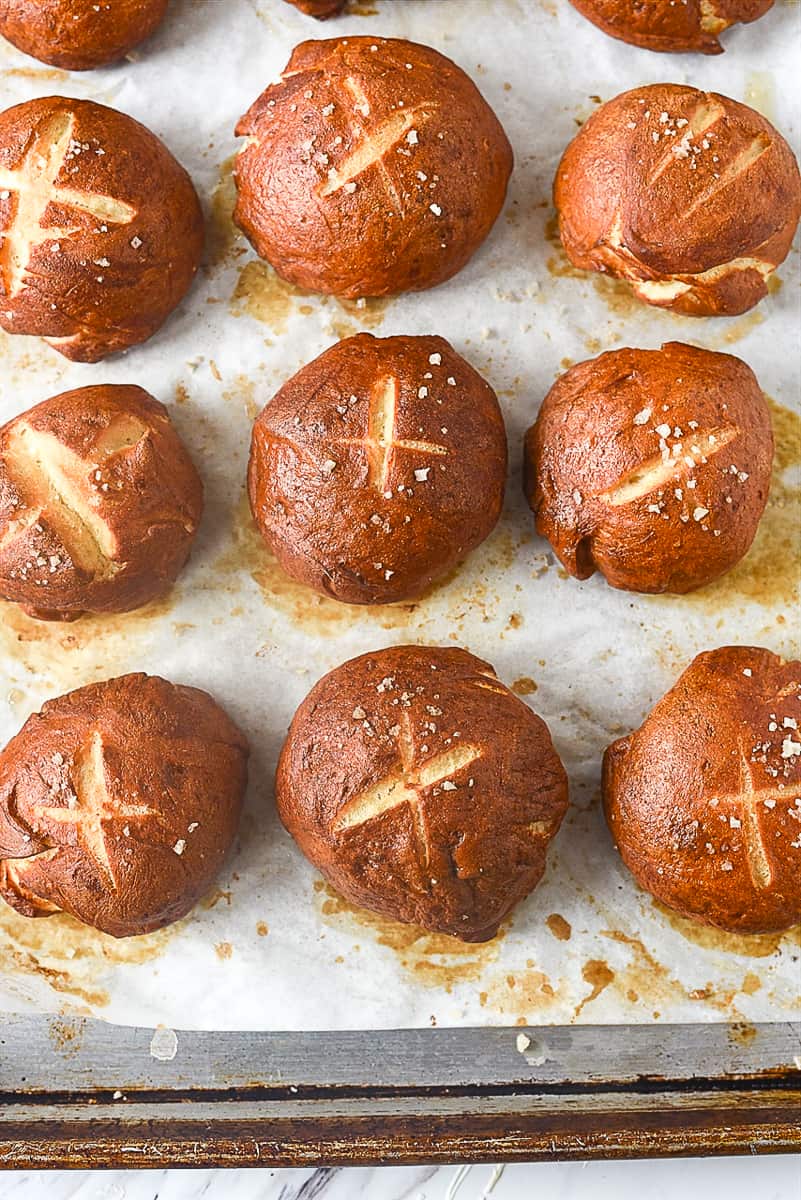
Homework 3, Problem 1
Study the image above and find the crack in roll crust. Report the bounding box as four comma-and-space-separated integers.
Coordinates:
0, 383, 203, 620
567, 0, 773, 54
234, 36, 513, 298
248, 333, 507, 605
603, 647, 801, 934
524, 343, 773, 595
0, 673, 249, 938
276, 645, 569, 941
0, 0, 170, 70
554, 84, 801, 316
0, 97, 204, 361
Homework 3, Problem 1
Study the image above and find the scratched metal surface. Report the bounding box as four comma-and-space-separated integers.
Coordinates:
0, 0, 799, 1032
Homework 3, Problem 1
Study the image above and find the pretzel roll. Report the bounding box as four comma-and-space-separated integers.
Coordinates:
524, 343, 772, 595
567, 0, 774, 54
604, 647, 801, 934
0, 0, 170, 70
277, 645, 569, 941
0, 96, 204, 361
0, 673, 249, 938
554, 84, 801, 316
283, 0, 346, 16
0, 384, 203, 621
234, 36, 513, 298
248, 333, 507, 604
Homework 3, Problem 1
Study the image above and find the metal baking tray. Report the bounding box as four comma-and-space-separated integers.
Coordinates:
1, 0, 800, 1169
2, 1017, 800, 1165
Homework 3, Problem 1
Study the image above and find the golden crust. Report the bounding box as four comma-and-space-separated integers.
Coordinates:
248, 333, 507, 605
524, 342, 773, 594
0, 0, 169, 70
0, 384, 203, 620
0, 96, 204, 361
234, 36, 513, 298
276, 645, 569, 941
0, 673, 249, 938
554, 84, 801, 316
568, 0, 773, 54
603, 647, 801, 934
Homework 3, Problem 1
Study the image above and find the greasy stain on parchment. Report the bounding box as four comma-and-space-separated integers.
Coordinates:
316, 881, 506, 989
678, 398, 801, 613
653, 900, 801, 960
0, 903, 179, 1013
0, 593, 177, 705
208, 154, 246, 269
232, 258, 390, 339
213, 489, 523, 639
482, 962, 566, 1021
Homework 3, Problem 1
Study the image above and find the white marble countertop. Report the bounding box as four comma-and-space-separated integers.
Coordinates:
1, 1159, 800, 1200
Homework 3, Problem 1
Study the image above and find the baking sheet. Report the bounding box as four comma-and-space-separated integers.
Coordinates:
0, 0, 799, 1032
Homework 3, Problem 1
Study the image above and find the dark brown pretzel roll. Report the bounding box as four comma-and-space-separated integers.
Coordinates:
567, 0, 774, 55
0, 673, 249, 938
0, 384, 203, 621
277, 645, 569, 942
248, 333, 507, 605
0, 96, 204, 361
524, 342, 773, 594
554, 84, 801, 316
0, 0, 170, 70
234, 36, 513, 298
604, 646, 801, 934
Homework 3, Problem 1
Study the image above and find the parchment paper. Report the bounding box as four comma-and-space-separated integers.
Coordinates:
0, 0, 799, 1031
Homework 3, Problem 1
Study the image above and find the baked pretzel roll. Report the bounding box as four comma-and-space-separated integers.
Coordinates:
0, 96, 204, 362
554, 84, 801, 316
248, 333, 507, 604
604, 647, 801, 934
0, 384, 203, 621
234, 36, 513, 298
277, 645, 569, 941
0, 674, 249, 937
0, 0, 169, 70
524, 343, 773, 595
283, 0, 346, 16
567, 0, 774, 54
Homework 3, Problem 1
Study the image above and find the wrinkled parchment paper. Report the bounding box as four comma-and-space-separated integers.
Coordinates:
0, 0, 799, 1031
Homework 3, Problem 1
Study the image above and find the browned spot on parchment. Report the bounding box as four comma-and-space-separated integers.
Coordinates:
0, 903, 179, 1013
741, 972, 762, 995
256, 920, 269, 937
679, 398, 800, 613
653, 900, 792, 959
512, 676, 538, 696
317, 882, 505, 989
484, 964, 564, 1020
232, 260, 316, 336
215, 941, 233, 960
325, 295, 390, 342
201, 887, 232, 910
223, 373, 261, 422
546, 912, 572, 941
231, 257, 389, 341
213, 489, 521, 639
574, 959, 615, 1016
207, 154, 246, 269
0, 592, 176, 701
1, 67, 69, 81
